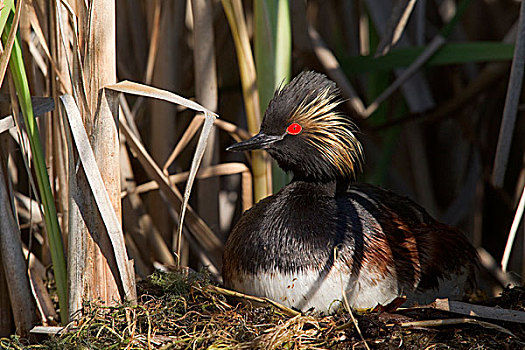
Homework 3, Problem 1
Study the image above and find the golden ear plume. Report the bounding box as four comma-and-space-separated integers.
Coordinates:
288, 87, 364, 178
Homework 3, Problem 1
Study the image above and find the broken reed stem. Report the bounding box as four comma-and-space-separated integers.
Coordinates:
492, 0, 525, 187
398, 318, 515, 337
501, 184, 525, 272
375, 0, 418, 56
308, 24, 366, 116
363, 35, 446, 118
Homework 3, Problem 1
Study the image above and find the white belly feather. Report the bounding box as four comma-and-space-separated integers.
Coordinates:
228, 265, 471, 314
229, 265, 399, 313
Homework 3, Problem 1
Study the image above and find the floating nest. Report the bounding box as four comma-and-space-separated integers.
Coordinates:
2, 271, 525, 349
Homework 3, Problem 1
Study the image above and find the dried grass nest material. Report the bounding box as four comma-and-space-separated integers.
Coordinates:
2, 271, 525, 349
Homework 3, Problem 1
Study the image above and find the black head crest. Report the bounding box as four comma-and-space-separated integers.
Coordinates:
230, 71, 364, 182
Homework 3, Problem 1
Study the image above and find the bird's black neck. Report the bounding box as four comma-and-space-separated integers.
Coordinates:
290, 176, 350, 196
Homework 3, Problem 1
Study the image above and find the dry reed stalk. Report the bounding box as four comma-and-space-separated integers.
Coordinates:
222, 0, 271, 201
33, 1, 69, 250
209, 285, 300, 317
0, 136, 13, 337
61, 93, 136, 307
37, 0, 70, 247
163, 116, 205, 173
158, 114, 254, 213
192, 0, 220, 237
161, 112, 250, 173
0, 246, 13, 335
147, 0, 180, 242
65, 0, 136, 320
129, 0, 160, 117
0, 150, 37, 336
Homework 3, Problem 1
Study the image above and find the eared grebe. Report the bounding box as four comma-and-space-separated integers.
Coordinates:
223, 71, 478, 313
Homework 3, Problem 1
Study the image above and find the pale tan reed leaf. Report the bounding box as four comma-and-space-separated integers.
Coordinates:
59, 94, 135, 301
133, 163, 251, 194
0, 115, 13, 134
29, 326, 63, 336
106, 80, 217, 117
176, 112, 216, 265
130, 162, 253, 212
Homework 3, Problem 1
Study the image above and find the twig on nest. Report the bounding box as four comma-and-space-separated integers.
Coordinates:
208, 285, 300, 317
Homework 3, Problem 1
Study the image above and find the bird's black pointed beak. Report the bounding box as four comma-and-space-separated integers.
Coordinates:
226, 133, 284, 151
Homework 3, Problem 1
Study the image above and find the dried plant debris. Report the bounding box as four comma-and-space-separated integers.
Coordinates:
1, 273, 525, 349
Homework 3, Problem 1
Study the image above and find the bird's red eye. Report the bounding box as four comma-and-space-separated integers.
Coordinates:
286, 123, 302, 135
